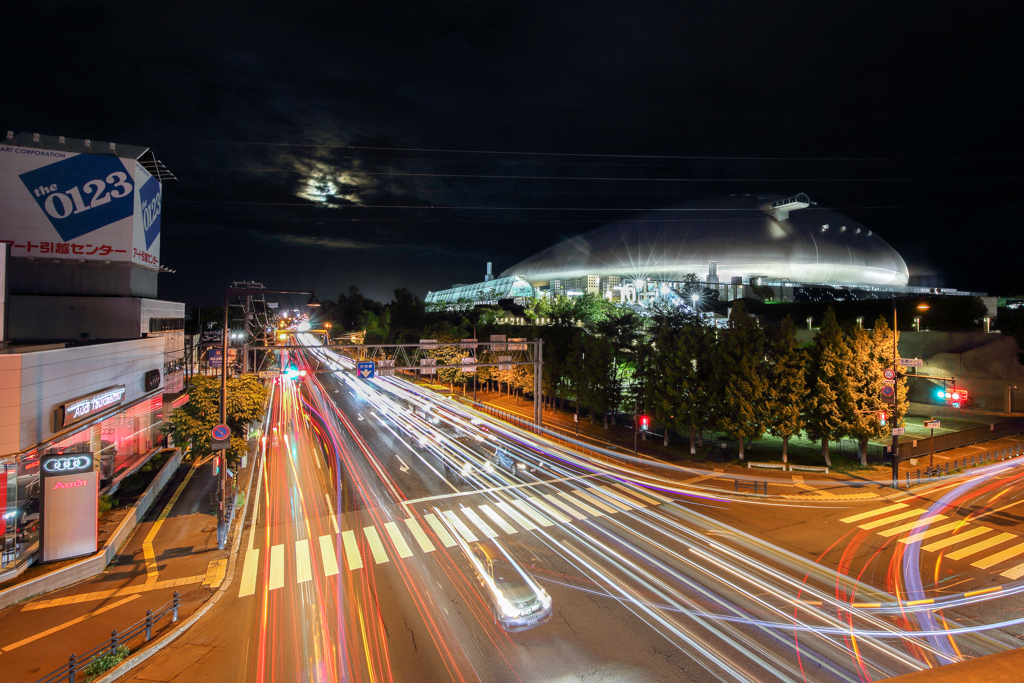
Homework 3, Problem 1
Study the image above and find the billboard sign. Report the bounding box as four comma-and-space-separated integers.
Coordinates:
0, 147, 160, 269
40, 452, 97, 562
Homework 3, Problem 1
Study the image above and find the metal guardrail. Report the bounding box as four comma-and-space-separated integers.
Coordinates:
906, 444, 1023, 487
29, 592, 181, 683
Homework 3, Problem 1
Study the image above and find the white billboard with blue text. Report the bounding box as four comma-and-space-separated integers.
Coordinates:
0, 146, 161, 268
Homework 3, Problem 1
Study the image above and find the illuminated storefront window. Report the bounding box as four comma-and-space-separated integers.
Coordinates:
1, 394, 163, 569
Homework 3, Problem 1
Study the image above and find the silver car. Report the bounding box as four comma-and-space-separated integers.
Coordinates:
468, 540, 552, 632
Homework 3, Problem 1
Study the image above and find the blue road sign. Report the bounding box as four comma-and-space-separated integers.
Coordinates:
357, 361, 375, 379
212, 424, 231, 441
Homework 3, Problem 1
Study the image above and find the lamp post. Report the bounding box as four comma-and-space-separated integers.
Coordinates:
889, 295, 929, 489
216, 286, 320, 549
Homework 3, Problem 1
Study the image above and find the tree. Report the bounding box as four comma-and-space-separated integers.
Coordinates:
650, 318, 715, 453
710, 301, 768, 460
847, 327, 886, 466
871, 315, 909, 435
804, 308, 855, 466
565, 333, 619, 427
163, 374, 269, 466
765, 316, 807, 463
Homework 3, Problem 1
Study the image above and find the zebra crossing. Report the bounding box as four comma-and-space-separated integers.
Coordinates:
839, 502, 1024, 580
239, 483, 664, 596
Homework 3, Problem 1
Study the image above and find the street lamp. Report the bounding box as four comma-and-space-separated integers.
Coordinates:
889, 297, 930, 488
215, 286, 319, 549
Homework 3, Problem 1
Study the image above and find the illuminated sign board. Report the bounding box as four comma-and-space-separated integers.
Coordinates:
40, 452, 97, 562
42, 454, 93, 475
61, 385, 126, 428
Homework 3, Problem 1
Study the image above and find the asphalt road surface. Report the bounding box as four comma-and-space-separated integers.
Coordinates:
111, 338, 1024, 683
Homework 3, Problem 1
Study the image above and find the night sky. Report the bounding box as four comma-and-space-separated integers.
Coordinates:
3, 1, 1022, 306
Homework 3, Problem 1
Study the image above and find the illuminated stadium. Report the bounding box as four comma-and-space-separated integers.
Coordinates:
503, 193, 908, 289
427, 194, 976, 307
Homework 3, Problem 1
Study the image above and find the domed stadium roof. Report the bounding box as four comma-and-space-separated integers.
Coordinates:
501, 194, 909, 287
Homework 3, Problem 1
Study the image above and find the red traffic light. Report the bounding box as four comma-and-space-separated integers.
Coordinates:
639, 415, 650, 431
212, 456, 220, 476
879, 411, 887, 426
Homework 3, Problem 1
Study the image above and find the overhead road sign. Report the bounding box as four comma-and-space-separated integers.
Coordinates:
898, 358, 924, 368
211, 423, 231, 450
357, 361, 375, 379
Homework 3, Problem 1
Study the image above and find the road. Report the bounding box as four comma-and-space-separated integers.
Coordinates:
106, 337, 1024, 682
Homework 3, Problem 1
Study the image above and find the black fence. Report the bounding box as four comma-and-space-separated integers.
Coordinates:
29, 592, 181, 683
899, 418, 1024, 460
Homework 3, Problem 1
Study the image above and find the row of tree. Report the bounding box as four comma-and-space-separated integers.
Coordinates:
637, 303, 905, 466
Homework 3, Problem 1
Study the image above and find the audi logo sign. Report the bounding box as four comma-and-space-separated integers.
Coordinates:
61, 385, 126, 428
40, 453, 94, 478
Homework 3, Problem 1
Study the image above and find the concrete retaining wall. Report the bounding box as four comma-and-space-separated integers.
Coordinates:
0, 448, 183, 609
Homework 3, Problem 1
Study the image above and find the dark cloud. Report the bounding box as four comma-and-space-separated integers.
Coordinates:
4, 0, 1023, 304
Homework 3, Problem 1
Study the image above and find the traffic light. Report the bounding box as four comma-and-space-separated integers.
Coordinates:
879, 411, 887, 426
212, 456, 220, 476
639, 415, 650, 431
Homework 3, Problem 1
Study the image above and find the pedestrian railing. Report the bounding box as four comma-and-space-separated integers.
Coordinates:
28, 592, 181, 683
734, 479, 768, 495
906, 444, 1023, 488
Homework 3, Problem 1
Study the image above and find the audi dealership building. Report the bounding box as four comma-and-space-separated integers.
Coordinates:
0, 132, 185, 574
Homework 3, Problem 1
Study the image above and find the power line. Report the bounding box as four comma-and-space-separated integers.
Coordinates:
154, 138, 1024, 162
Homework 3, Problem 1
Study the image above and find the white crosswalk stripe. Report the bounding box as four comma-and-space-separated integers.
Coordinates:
424, 513, 457, 547
442, 510, 478, 543
363, 526, 390, 564
384, 522, 413, 558
239, 548, 259, 597
295, 539, 313, 583
479, 505, 517, 534
269, 544, 285, 590
342, 529, 363, 570
405, 517, 436, 553
319, 535, 339, 576
573, 489, 619, 515
558, 491, 601, 517
461, 507, 498, 538
497, 501, 538, 530
544, 493, 586, 520
511, 498, 555, 527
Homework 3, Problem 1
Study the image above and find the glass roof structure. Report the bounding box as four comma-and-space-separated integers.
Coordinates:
426, 276, 534, 305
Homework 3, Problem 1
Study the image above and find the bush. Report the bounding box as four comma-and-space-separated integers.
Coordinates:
119, 473, 146, 493
83, 644, 129, 678
97, 495, 119, 514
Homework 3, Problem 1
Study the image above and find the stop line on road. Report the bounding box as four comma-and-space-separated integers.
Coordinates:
238, 483, 662, 596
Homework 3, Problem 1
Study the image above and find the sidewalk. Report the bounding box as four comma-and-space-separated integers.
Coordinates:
0, 455, 245, 683
458, 390, 1024, 502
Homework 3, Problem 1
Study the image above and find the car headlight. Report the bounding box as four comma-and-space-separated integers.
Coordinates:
484, 463, 494, 473
498, 596, 520, 618
517, 463, 527, 470
461, 463, 472, 477
540, 592, 551, 610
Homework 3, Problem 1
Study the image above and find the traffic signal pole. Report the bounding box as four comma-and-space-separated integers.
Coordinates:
891, 295, 899, 489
